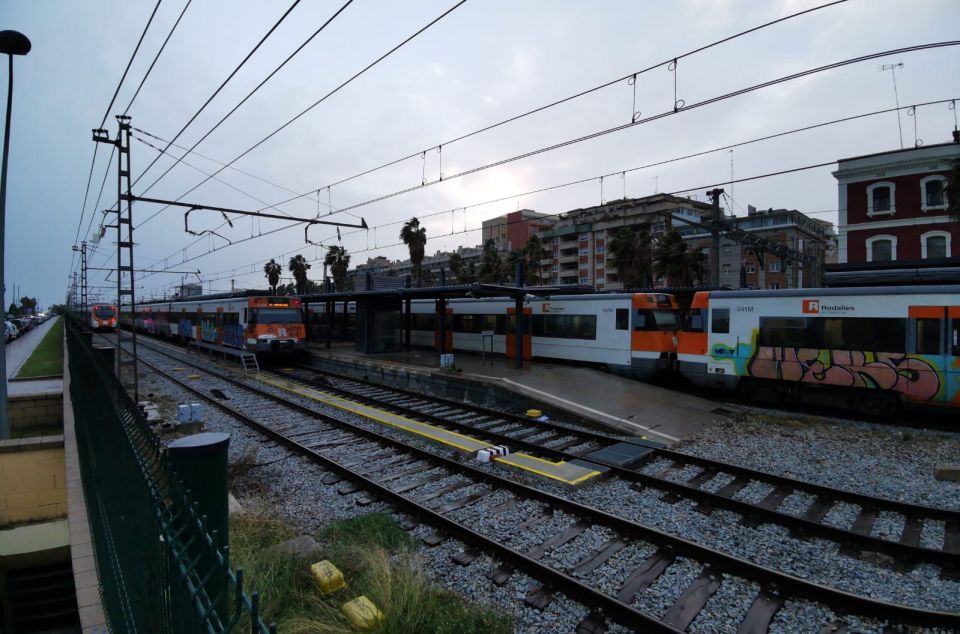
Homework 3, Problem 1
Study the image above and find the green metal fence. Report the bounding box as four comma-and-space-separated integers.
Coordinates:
65, 317, 275, 632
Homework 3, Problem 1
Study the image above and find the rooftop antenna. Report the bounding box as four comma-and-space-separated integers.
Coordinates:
880, 62, 904, 148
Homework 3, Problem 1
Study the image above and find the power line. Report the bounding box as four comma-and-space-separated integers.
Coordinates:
131, 0, 304, 190
135, 0, 470, 230
135, 0, 355, 198
123, 0, 193, 115
133, 98, 956, 284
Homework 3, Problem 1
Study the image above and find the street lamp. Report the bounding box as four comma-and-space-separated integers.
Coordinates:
0, 30, 32, 440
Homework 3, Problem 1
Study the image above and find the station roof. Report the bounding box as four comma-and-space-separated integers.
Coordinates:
300, 283, 597, 303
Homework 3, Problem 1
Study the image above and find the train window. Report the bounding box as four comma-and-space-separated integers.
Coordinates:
94, 306, 115, 319
759, 317, 808, 348
411, 314, 435, 330
253, 309, 301, 324
711, 308, 729, 334
616, 308, 629, 330
454, 314, 479, 333
916, 318, 941, 355
506, 315, 532, 335
532, 314, 597, 339
951, 322, 959, 356
686, 309, 704, 333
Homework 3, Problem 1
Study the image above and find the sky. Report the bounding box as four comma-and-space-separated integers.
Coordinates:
2, 0, 959, 308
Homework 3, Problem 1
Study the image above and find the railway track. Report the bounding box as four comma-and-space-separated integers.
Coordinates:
268, 362, 960, 579
117, 334, 959, 631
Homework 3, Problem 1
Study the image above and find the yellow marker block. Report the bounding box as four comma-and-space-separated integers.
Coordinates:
310, 560, 346, 594
526, 409, 542, 418
172, 367, 184, 371
187, 374, 200, 379
341, 596, 384, 629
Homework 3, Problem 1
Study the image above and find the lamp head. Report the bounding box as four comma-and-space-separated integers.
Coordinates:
0, 31, 31, 56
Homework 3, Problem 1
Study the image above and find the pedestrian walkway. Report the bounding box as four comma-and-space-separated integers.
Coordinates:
6, 317, 63, 396
306, 344, 736, 443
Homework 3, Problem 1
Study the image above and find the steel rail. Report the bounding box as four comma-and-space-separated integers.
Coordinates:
267, 366, 960, 573
122, 335, 960, 628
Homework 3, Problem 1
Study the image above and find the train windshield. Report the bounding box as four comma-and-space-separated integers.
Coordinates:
635, 309, 681, 331
94, 306, 115, 319
252, 308, 301, 324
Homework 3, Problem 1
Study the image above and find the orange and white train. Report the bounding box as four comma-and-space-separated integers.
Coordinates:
90, 304, 118, 331
125, 292, 306, 354
676, 286, 960, 413
408, 293, 683, 379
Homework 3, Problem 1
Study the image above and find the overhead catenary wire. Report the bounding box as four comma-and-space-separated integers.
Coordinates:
134, 0, 470, 231
123, 0, 194, 116
132, 97, 958, 291
131, 0, 304, 191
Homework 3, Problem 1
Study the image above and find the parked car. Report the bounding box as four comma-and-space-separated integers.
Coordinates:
5, 321, 19, 342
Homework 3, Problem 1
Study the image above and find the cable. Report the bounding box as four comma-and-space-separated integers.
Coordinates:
135, 0, 355, 198
99, 0, 163, 129
135, 0, 470, 230
123, 0, 193, 115
136, 98, 957, 282
131, 0, 304, 190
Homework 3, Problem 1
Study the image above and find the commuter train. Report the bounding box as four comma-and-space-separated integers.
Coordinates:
676, 286, 960, 413
123, 292, 306, 354
90, 304, 118, 331
406, 293, 683, 379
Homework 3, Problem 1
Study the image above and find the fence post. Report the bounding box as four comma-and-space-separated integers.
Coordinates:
168, 432, 230, 617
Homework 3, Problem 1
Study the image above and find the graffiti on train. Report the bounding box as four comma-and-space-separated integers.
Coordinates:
746, 347, 941, 401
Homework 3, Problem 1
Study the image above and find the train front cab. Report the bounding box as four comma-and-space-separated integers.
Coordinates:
243, 296, 307, 353
676, 291, 739, 390
627, 293, 683, 380
908, 304, 960, 408
91, 304, 117, 332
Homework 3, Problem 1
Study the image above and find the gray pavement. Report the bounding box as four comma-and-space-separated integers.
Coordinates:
5, 316, 63, 396
307, 344, 729, 443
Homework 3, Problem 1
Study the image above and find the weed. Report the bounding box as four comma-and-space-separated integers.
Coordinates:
321, 512, 413, 552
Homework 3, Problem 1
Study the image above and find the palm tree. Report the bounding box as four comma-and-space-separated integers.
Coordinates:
288, 255, 312, 295
524, 234, 548, 284
478, 239, 503, 283
399, 217, 428, 285
323, 245, 351, 292
263, 258, 281, 294
607, 227, 653, 288
653, 231, 704, 287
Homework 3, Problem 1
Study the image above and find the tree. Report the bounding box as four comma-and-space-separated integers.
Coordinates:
448, 252, 464, 283
324, 245, 351, 292
263, 259, 282, 294
607, 227, 653, 288
506, 248, 537, 285
524, 234, 548, 284
946, 158, 960, 222
477, 239, 503, 283
399, 217, 427, 285
19, 297, 37, 315
653, 231, 704, 287
7, 302, 17, 316
288, 255, 312, 295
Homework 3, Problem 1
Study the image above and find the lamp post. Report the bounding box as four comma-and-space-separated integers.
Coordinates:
0, 30, 32, 440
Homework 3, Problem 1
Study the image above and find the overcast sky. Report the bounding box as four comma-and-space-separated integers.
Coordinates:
3, 0, 959, 307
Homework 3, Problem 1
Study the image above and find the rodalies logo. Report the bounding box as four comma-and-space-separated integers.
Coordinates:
802, 299, 820, 314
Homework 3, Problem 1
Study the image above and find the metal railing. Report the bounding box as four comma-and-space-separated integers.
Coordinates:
65, 316, 275, 632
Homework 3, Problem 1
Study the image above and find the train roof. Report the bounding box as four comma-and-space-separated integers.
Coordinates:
138, 290, 273, 304
708, 285, 960, 299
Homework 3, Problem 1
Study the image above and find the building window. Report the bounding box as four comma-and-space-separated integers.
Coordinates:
866, 235, 897, 262
920, 175, 948, 211
745, 264, 756, 274
768, 260, 782, 273
921, 231, 950, 259
867, 182, 896, 216
769, 282, 780, 289
580, 277, 590, 285
595, 245, 604, 254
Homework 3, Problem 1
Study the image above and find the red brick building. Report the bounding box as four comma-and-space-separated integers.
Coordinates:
833, 141, 959, 265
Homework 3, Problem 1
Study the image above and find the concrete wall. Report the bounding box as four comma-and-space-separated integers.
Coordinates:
9, 394, 64, 433
0, 437, 67, 525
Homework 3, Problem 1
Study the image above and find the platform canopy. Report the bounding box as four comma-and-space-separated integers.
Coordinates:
299, 283, 598, 303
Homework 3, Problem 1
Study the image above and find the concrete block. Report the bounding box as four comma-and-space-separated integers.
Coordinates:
0, 439, 20, 453
935, 464, 960, 481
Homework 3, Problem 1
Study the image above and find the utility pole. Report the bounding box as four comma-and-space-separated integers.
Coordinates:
93, 115, 138, 404
707, 188, 723, 289
72, 241, 88, 314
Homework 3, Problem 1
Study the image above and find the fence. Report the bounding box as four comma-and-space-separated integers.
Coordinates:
65, 317, 275, 632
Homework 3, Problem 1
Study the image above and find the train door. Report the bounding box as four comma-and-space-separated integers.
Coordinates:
433, 305, 452, 352
950, 307, 960, 406
215, 307, 225, 346
908, 306, 948, 404
505, 307, 532, 360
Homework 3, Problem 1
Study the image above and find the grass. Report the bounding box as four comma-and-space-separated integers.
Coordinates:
230, 512, 512, 633
15, 318, 63, 379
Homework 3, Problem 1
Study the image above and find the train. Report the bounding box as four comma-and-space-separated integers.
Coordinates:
676, 286, 960, 414
404, 292, 683, 380
90, 304, 118, 331
122, 292, 306, 354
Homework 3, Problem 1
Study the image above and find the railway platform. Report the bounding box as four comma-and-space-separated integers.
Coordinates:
305, 343, 732, 443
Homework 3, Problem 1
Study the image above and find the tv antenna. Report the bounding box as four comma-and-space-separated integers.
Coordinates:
880, 62, 904, 148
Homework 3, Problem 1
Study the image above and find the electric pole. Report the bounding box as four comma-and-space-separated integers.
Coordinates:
708, 188, 723, 289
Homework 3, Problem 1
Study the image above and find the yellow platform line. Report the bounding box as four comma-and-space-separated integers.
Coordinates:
247, 371, 601, 486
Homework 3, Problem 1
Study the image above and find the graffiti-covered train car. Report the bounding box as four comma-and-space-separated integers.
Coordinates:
677, 286, 960, 415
